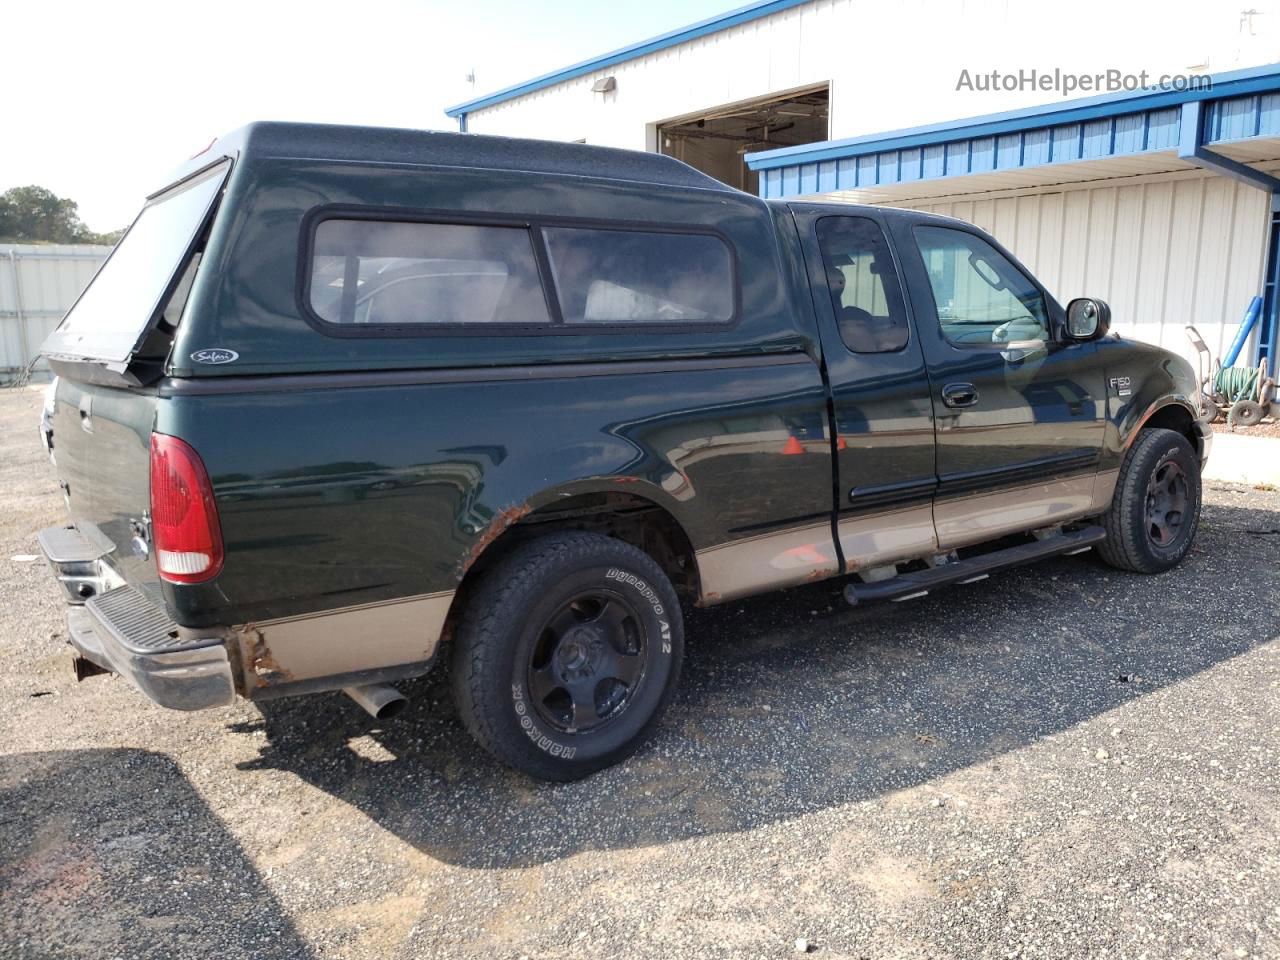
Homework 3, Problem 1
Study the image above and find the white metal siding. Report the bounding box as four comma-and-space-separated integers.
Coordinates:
462, 1, 1280, 150
897, 169, 1271, 367
1, 244, 111, 375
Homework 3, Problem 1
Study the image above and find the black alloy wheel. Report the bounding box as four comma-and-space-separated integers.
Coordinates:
527, 591, 646, 733
1144, 459, 1189, 547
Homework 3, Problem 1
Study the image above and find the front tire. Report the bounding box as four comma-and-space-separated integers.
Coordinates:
451, 532, 684, 781
1097, 427, 1201, 573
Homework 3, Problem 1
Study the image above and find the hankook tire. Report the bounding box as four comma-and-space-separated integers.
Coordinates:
451, 531, 684, 781
1097, 427, 1201, 574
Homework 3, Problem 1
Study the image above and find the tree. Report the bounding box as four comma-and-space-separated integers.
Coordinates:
0, 185, 122, 245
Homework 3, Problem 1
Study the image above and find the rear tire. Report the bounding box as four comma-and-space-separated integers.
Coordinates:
451, 531, 684, 781
1097, 427, 1201, 573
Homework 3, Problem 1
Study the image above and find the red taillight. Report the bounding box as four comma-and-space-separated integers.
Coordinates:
149, 433, 224, 583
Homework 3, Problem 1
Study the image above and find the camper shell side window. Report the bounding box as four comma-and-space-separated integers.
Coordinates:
300, 208, 740, 337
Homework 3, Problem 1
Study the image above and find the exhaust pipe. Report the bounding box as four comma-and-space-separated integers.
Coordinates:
343, 683, 408, 720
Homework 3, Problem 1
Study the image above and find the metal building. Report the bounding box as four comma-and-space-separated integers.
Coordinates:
1, 244, 111, 379
446, 0, 1280, 376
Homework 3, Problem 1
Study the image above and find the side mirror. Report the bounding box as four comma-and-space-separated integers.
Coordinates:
1065, 297, 1111, 341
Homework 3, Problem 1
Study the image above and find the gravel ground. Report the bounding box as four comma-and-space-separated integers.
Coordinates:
1, 384, 1278, 960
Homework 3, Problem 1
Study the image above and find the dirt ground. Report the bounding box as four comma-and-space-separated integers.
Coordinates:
1, 384, 1278, 960
1226, 418, 1280, 439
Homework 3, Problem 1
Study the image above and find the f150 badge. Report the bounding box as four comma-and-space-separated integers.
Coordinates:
191, 348, 239, 365
1109, 376, 1132, 397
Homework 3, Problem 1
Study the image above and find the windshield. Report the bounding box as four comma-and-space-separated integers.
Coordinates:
42, 161, 229, 364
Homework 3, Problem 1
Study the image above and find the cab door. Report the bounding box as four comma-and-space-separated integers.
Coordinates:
886, 217, 1106, 550
790, 205, 939, 573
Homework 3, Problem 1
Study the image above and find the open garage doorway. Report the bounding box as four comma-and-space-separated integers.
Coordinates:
656, 85, 829, 193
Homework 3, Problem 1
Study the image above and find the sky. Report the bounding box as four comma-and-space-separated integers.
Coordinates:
2, 0, 732, 233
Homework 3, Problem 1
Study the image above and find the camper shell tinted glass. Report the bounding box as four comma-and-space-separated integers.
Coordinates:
308, 219, 552, 327
543, 227, 735, 325
42, 161, 229, 364
302, 213, 738, 334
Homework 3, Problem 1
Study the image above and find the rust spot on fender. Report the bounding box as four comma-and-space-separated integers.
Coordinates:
806, 567, 838, 582
242, 629, 294, 687
462, 503, 532, 573
610, 476, 644, 484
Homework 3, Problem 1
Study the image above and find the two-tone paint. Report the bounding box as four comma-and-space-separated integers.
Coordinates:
44, 123, 1208, 706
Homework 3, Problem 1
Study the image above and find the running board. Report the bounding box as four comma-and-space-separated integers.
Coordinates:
843, 525, 1106, 607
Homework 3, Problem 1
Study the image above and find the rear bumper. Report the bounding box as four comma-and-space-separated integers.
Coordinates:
39, 525, 235, 711
37, 523, 122, 604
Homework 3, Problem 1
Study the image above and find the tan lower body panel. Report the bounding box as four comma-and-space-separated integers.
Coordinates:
696, 505, 938, 604
692, 472, 1107, 605
934, 474, 1096, 551
838, 504, 937, 572
236, 590, 454, 691
696, 521, 840, 604
1091, 468, 1120, 512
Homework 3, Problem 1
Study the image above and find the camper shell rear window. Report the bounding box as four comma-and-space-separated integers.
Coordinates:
301, 209, 738, 335
42, 161, 229, 364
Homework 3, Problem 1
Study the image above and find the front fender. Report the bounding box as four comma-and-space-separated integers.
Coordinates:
1097, 338, 1203, 469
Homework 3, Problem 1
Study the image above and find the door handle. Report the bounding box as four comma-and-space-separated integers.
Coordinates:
941, 383, 979, 408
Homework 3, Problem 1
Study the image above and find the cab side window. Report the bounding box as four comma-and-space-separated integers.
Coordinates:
913, 226, 1050, 348
815, 216, 909, 353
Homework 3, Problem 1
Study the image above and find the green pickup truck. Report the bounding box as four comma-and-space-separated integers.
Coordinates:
37, 122, 1209, 780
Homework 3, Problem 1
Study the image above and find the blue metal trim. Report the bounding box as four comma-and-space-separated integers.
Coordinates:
458, 113, 467, 134
747, 62, 1280, 171
1175, 99, 1280, 377
1178, 100, 1280, 194
443, 0, 814, 117
1259, 204, 1280, 379
754, 107, 1185, 199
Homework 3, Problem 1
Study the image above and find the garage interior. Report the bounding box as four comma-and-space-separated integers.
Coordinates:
657, 85, 829, 193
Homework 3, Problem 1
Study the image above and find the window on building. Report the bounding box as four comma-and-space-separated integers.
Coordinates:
913, 226, 1050, 347
815, 216, 909, 353
542, 227, 735, 324
308, 219, 551, 327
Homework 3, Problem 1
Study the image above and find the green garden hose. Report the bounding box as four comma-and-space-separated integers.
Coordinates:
1214, 366, 1261, 424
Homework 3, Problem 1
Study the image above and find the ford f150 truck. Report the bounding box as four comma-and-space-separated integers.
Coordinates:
36, 122, 1209, 780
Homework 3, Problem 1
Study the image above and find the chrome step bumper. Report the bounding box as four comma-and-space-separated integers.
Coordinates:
36, 523, 119, 603
39, 524, 235, 711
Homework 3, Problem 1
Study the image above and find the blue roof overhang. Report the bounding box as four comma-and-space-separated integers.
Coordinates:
745, 63, 1280, 202
444, 0, 814, 120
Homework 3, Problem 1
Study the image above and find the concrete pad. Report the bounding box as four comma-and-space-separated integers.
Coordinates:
1203, 431, 1280, 487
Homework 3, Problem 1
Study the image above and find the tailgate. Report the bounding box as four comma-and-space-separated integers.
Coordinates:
50, 376, 161, 598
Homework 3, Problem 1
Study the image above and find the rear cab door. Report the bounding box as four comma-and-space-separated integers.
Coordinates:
788, 203, 939, 573
884, 214, 1107, 550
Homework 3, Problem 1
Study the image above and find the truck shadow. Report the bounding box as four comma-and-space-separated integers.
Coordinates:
0, 748, 316, 959
240, 494, 1277, 870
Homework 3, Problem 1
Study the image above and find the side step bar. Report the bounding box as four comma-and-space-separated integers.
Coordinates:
843, 525, 1106, 607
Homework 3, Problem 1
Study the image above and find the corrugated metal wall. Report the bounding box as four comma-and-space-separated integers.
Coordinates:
0, 243, 111, 377
898, 168, 1271, 365
463, 1, 1280, 153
